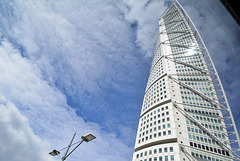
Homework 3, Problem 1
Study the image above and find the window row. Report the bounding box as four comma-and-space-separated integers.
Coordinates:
186, 119, 222, 130
180, 83, 211, 90
136, 147, 174, 158
182, 100, 213, 107
174, 54, 201, 60
138, 155, 174, 161
178, 77, 209, 82
182, 95, 215, 101
194, 115, 221, 123
187, 124, 226, 140
191, 152, 229, 161
138, 130, 172, 144
184, 109, 220, 118
188, 134, 225, 145
190, 142, 230, 156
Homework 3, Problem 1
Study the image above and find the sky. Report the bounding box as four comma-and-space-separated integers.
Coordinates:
0, 0, 239, 161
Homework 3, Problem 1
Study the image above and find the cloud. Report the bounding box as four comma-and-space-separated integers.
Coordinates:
3, 0, 136, 94
0, 97, 53, 161
0, 0, 146, 113
0, 36, 133, 161
123, 0, 166, 57
0, 0, 154, 145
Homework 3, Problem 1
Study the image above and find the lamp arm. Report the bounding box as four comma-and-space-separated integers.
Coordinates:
63, 140, 84, 160
62, 133, 76, 160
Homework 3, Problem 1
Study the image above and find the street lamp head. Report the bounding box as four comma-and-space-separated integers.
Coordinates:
49, 149, 60, 156
81, 133, 96, 142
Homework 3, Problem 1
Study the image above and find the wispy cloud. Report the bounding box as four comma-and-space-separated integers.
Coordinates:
123, 0, 166, 57
0, 37, 132, 161
0, 97, 53, 161
0, 0, 145, 130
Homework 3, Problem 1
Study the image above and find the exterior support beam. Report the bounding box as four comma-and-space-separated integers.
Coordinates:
173, 102, 225, 111
174, 103, 240, 160
174, 0, 240, 149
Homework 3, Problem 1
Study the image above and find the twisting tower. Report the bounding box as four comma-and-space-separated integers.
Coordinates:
132, 1, 240, 161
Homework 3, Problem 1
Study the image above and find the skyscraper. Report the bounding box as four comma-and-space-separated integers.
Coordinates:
132, 1, 240, 161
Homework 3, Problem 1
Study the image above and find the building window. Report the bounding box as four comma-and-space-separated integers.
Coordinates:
154, 149, 157, 154
165, 156, 168, 161
164, 147, 168, 152
168, 130, 171, 135
159, 148, 162, 153
159, 156, 163, 161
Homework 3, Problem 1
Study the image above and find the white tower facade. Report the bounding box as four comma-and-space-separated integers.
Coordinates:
132, 1, 240, 161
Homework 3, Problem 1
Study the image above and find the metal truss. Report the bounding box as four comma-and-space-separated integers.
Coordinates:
174, 103, 240, 160
173, 102, 226, 111
160, 0, 240, 160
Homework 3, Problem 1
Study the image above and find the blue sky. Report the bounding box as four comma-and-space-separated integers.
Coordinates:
0, 0, 239, 161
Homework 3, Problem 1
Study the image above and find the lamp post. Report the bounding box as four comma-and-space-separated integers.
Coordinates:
49, 133, 96, 161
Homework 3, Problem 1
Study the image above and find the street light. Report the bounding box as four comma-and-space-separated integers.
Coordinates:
49, 133, 96, 161
81, 133, 96, 142
49, 149, 60, 156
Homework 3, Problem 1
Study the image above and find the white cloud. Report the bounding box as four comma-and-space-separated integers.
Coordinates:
2, 0, 143, 103
0, 37, 132, 161
0, 97, 53, 161
0, 0, 149, 139
123, 0, 166, 57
